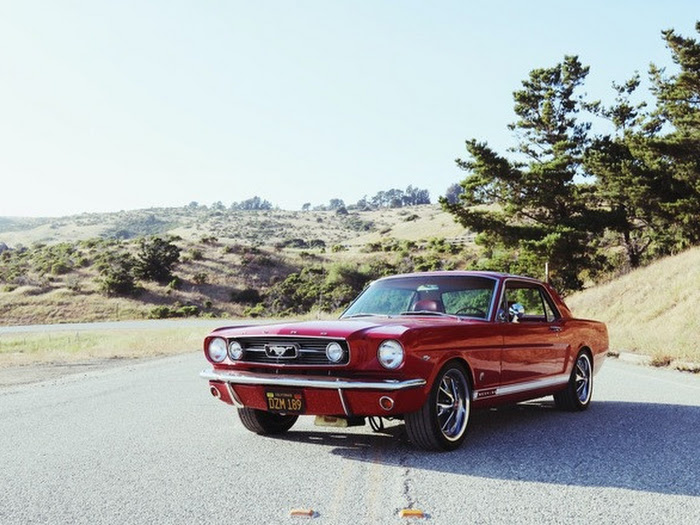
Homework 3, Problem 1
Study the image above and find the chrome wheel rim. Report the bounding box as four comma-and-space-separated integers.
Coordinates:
435, 369, 470, 442
575, 354, 592, 404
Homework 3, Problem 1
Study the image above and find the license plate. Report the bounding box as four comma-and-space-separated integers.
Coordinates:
265, 389, 306, 414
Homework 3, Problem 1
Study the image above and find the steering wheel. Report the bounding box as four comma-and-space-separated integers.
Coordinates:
455, 306, 487, 318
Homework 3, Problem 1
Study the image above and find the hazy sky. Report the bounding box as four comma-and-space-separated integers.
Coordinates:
0, 1, 697, 217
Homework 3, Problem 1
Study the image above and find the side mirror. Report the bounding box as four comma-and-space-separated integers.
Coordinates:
509, 303, 525, 323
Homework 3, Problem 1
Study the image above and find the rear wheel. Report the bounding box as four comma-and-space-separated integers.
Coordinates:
237, 408, 298, 435
405, 362, 471, 451
554, 351, 593, 411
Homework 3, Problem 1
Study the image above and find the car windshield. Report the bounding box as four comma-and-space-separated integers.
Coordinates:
341, 275, 497, 320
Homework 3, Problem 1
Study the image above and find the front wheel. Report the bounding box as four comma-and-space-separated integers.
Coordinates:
237, 408, 298, 435
405, 362, 471, 451
554, 351, 593, 411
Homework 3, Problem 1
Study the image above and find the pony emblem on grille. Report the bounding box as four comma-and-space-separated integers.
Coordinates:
264, 343, 299, 359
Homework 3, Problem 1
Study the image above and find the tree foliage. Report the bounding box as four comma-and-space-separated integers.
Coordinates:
260, 263, 381, 315
586, 22, 700, 266
99, 253, 139, 297
442, 56, 601, 291
369, 185, 431, 208
647, 22, 700, 246
134, 237, 181, 284
443, 183, 464, 205
443, 25, 700, 290
230, 196, 273, 211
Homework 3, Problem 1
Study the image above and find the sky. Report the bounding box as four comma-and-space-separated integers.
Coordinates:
0, 1, 697, 217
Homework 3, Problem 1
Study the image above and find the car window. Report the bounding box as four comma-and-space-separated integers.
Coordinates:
542, 295, 557, 322
342, 275, 497, 319
442, 289, 491, 317
348, 288, 416, 316
504, 282, 559, 323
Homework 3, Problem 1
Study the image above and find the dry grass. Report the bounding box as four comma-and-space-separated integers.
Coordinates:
0, 287, 151, 325
566, 246, 700, 364
345, 207, 467, 247
0, 322, 225, 368
0, 204, 474, 326
1, 205, 466, 248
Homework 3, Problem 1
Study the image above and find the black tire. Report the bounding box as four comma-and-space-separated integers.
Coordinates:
237, 408, 298, 435
554, 351, 593, 411
405, 362, 471, 451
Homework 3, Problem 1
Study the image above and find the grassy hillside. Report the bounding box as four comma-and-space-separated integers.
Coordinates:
3, 204, 698, 368
0, 205, 473, 325
0, 205, 466, 247
566, 246, 700, 365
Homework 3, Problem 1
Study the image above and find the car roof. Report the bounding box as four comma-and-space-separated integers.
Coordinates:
374, 270, 541, 283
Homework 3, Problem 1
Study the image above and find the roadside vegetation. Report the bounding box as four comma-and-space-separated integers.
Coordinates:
567, 246, 700, 369
0, 202, 472, 326
1, 23, 698, 369
0, 323, 221, 368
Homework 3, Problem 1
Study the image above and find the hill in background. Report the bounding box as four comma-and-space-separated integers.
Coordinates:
0, 204, 473, 325
2, 205, 698, 367
566, 246, 700, 365
0, 204, 467, 248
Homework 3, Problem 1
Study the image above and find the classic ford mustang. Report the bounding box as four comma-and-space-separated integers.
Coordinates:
201, 271, 608, 451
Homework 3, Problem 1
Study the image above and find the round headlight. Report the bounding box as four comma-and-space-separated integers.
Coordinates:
326, 342, 345, 363
228, 340, 243, 360
378, 340, 404, 369
207, 337, 227, 363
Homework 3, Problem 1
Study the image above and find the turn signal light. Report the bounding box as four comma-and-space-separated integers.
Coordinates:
379, 396, 395, 411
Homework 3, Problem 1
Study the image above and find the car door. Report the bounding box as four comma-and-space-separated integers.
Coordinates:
499, 280, 569, 385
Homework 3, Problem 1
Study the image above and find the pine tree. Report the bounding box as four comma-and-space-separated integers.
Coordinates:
585, 75, 663, 268
442, 56, 602, 291
647, 22, 700, 247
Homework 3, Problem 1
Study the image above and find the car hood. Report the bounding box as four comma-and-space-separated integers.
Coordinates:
208, 316, 485, 340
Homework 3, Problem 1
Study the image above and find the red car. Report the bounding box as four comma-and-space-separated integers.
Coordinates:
201, 271, 608, 451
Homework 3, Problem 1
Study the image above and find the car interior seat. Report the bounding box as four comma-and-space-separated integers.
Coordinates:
412, 299, 445, 312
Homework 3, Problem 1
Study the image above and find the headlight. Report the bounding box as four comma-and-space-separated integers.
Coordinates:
325, 342, 345, 363
228, 340, 244, 360
207, 337, 227, 363
377, 340, 404, 369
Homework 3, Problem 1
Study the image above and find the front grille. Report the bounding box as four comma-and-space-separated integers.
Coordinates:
231, 337, 350, 366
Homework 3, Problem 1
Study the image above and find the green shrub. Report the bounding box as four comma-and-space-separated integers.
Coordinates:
51, 261, 71, 275
148, 306, 173, 319
134, 237, 181, 284
99, 255, 139, 297
148, 304, 200, 319
243, 303, 266, 318
178, 305, 200, 317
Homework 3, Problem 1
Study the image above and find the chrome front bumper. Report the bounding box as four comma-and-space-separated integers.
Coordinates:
200, 368, 427, 391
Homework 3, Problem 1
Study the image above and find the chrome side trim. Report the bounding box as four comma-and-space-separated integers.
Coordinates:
472, 373, 569, 401
201, 368, 427, 391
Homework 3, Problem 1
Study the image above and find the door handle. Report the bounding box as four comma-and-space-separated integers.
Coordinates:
549, 326, 562, 333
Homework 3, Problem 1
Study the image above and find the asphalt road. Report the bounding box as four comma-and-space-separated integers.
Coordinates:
1, 354, 698, 524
